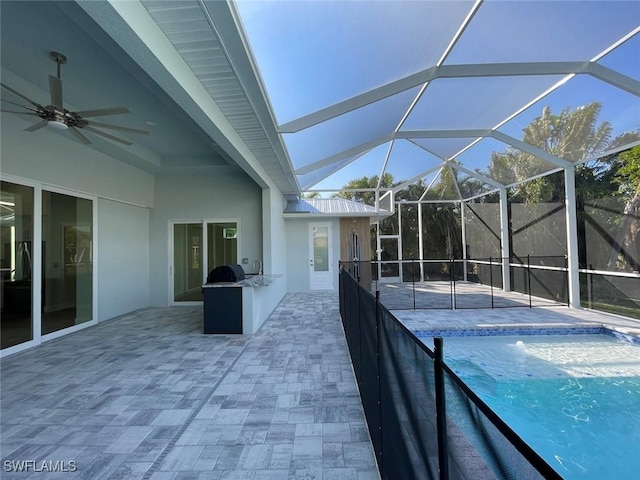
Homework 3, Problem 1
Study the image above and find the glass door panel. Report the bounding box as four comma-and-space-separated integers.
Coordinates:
207, 222, 238, 274
42, 191, 93, 335
173, 223, 203, 302
1, 181, 34, 349
313, 226, 329, 272
379, 236, 400, 282
310, 223, 332, 290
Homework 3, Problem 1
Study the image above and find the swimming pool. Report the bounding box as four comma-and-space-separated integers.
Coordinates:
437, 334, 640, 480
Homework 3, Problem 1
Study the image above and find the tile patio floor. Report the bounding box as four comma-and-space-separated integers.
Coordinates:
2, 284, 638, 480
0, 293, 379, 480
383, 281, 640, 338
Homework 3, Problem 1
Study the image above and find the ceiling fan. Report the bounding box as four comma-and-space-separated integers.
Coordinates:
1, 51, 149, 146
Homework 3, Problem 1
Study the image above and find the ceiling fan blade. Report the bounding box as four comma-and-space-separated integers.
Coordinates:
1, 82, 44, 109
1, 110, 38, 115
83, 126, 133, 145
86, 120, 149, 135
75, 106, 129, 118
68, 127, 91, 145
1, 98, 39, 112
48, 75, 63, 108
24, 120, 48, 132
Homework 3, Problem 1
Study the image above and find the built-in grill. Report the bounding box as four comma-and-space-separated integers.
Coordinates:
205, 264, 245, 284
202, 264, 246, 334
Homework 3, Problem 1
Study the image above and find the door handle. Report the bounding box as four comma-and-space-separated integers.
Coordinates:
310, 259, 314, 266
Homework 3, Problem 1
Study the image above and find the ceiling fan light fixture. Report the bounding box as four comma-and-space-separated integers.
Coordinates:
47, 119, 68, 130
2, 51, 147, 145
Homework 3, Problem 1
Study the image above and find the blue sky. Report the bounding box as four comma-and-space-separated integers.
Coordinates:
234, 1, 640, 192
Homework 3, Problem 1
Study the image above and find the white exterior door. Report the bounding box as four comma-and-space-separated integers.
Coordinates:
309, 223, 333, 290
378, 235, 401, 283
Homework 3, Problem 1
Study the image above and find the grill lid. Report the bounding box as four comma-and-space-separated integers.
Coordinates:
206, 264, 245, 283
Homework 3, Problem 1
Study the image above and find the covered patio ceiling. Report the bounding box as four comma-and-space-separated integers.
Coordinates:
231, 0, 639, 200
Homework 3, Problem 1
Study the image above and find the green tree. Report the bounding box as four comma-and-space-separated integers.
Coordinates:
489, 102, 639, 272
489, 102, 635, 203
333, 173, 395, 206
607, 145, 640, 270
300, 191, 320, 198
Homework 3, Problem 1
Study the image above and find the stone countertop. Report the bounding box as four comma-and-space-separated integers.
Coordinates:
202, 274, 283, 288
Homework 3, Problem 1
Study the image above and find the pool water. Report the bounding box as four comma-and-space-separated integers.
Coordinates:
440, 335, 640, 480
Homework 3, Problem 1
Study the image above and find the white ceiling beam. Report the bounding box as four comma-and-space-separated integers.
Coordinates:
576, 139, 640, 167
406, 139, 447, 161
449, 163, 504, 189
293, 134, 392, 175
393, 0, 484, 134
464, 188, 500, 203
299, 148, 371, 190
436, 61, 586, 78
278, 62, 593, 134
590, 26, 640, 63
392, 164, 443, 193
377, 141, 396, 188
586, 63, 640, 96
490, 131, 572, 168
278, 67, 438, 134
505, 167, 564, 189
437, 0, 484, 67
397, 129, 491, 139
420, 167, 445, 201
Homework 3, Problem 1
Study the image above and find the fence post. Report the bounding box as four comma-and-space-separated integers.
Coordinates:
527, 254, 532, 308
434, 337, 449, 480
375, 289, 383, 473
489, 256, 494, 309
450, 259, 456, 310
587, 263, 593, 309
412, 259, 416, 310
357, 279, 363, 387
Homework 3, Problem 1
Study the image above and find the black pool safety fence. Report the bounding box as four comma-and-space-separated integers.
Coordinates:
339, 267, 562, 480
343, 257, 570, 310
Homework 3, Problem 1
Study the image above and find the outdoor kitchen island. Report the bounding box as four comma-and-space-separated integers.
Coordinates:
202, 274, 285, 334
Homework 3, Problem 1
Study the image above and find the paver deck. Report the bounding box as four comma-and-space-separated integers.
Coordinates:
381, 281, 640, 338
0, 293, 379, 480
3, 284, 638, 479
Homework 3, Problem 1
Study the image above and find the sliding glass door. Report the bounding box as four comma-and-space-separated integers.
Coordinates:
207, 222, 238, 274
172, 220, 239, 304
42, 191, 93, 335
173, 223, 204, 302
1, 180, 95, 352
0, 181, 34, 349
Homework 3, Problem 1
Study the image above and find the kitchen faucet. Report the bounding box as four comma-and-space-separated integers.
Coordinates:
253, 260, 263, 276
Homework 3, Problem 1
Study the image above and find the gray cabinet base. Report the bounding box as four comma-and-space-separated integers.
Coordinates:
203, 287, 242, 334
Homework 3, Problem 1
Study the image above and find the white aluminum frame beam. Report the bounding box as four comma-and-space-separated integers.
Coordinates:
277, 61, 634, 134
564, 167, 581, 308
586, 63, 640, 96
294, 134, 392, 175
461, 201, 468, 281
392, 165, 444, 194
420, 168, 445, 201
449, 163, 504, 189
377, 141, 396, 189
499, 187, 511, 292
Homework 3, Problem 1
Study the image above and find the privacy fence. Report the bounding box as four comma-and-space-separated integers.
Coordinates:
339, 267, 562, 480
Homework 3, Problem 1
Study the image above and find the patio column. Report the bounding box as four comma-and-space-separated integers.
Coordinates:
418, 202, 424, 282
460, 202, 468, 282
499, 187, 511, 292
564, 167, 581, 308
